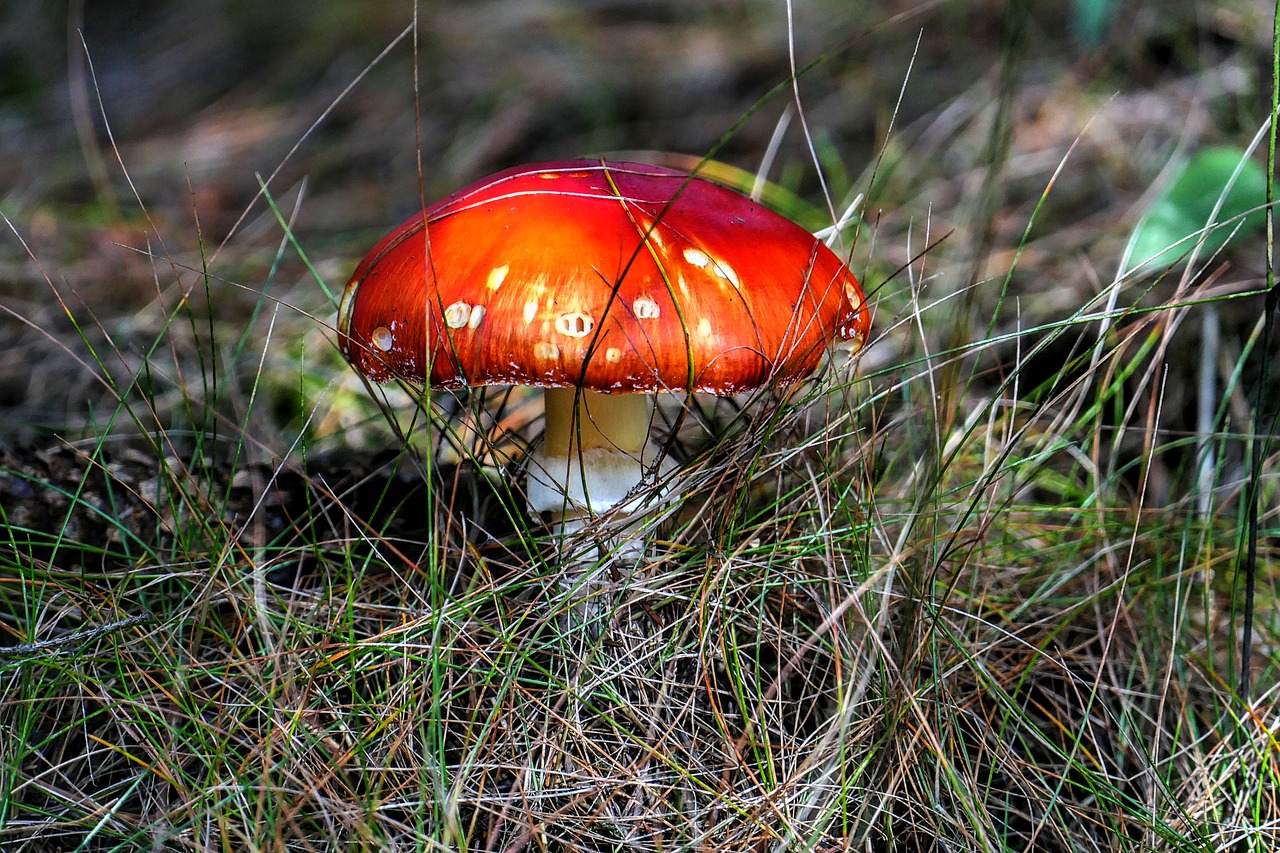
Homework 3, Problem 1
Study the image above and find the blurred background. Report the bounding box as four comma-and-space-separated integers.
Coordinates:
0, 0, 1272, 456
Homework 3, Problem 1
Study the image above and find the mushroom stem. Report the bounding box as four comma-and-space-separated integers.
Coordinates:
541, 387, 650, 458
527, 387, 675, 522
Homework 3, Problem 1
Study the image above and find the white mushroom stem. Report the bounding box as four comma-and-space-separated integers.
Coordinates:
527, 387, 676, 523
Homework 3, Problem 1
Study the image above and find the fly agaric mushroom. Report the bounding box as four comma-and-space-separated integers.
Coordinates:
338, 159, 869, 530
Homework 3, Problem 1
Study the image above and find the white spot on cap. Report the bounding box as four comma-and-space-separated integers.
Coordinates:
523, 299, 539, 325
487, 265, 509, 291
633, 297, 660, 320
712, 260, 740, 289
556, 312, 594, 338
697, 318, 713, 338
684, 246, 739, 289
605, 347, 622, 363
835, 332, 864, 352
534, 341, 560, 360
372, 326, 393, 351
468, 304, 486, 329
683, 247, 710, 268
444, 302, 472, 329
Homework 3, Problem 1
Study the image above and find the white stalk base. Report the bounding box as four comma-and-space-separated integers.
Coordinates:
527, 445, 677, 519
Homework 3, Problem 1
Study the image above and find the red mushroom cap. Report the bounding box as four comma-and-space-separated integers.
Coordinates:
338, 159, 869, 394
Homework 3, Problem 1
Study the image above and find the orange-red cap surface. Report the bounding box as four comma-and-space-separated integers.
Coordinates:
338, 160, 869, 394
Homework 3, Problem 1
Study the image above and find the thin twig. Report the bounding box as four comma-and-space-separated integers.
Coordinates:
0, 614, 154, 663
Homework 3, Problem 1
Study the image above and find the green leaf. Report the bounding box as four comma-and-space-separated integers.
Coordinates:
1072, 0, 1116, 49
1126, 146, 1267, 274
